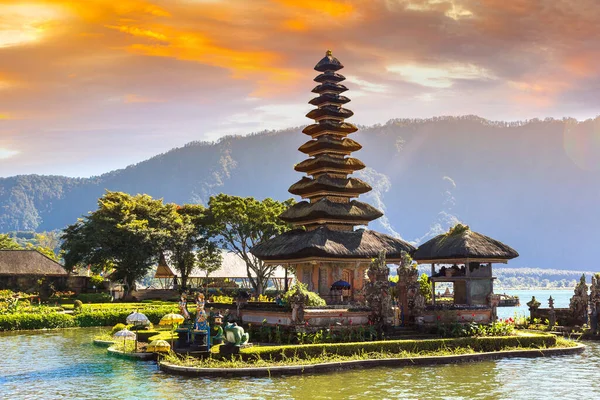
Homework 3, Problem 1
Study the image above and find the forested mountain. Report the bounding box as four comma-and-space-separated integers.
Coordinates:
1, 116, 599, 271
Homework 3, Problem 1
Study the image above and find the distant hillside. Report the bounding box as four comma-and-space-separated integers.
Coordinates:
1, 115, 599, 271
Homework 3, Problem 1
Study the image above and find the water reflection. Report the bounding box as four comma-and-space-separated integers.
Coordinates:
1, 327, 599, 399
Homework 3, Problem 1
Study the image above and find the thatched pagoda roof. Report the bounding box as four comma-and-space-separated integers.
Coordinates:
294, 154, 365, 174
314, 50, 344, 72
303, 121, 358, 136
298, 136, 362, 155
306, 106, 354, 120
250, 226, 416, 261
280, 199, 383, 224
314, 71, 345, 83
289, 175, 372, 197
312, 82, 348, 94
309, 94, 350, 107
413, 225, 519, 262
0, 250, 67, 276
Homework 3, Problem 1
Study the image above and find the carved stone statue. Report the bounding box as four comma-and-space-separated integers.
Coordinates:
488, 294, 501, 321
590, 274, 600, 334
548, 296, 556, 329
526, 296, 541, 321
364, 251, 392, 336
569, 274, 589, 325
290, 285, 307, 325
396, 251, 420, 321
178, 293, 191, 321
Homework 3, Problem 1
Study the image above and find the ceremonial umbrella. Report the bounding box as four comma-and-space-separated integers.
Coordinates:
146, 339, 171, 353
113, 329, 136, 352
159, 313, 185, 349
159, 313, 185, 326
331, 280, 351, 290
126, 311, 150, 326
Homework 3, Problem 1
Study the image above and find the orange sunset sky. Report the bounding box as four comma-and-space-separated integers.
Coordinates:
0, 0, 598, 177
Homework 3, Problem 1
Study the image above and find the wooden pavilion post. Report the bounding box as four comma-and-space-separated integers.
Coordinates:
431, 263, 436, 305
465, 258, 471, 305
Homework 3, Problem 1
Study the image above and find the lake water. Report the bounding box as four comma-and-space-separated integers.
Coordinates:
1, 290, 599, 400
496, 289, 572, 320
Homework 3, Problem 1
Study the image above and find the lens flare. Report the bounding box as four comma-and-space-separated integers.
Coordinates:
563, 119, 600, 171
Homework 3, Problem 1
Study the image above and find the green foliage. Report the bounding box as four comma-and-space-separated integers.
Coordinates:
418, 273, 432, 303
239, 334, 556, 361
160, 204, 220, 290
89, 274, 105, 287
436, 321, 515, 338
111, 323, 126, 334
0, 234, 21, 250
206, 194, 294, 294
74, 306, 177, 327
76, 293, 112, 303
61, 191, 172, 295
73, 300, 83, 312
283, 282, 326, 307
446, 223, 470, 236
0, 313, 76, 330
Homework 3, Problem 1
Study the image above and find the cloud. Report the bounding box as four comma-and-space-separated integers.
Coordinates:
356, 167, 405, 239
0, 0, 599, 176
0, 148, 19, 159
411, 175, 461, 245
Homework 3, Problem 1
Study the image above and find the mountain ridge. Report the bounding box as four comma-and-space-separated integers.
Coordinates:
1, 115, 599, 271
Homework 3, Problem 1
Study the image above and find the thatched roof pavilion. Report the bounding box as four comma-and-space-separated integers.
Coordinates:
252, 51, 414, 302
0, 250, 67, 276
0, 250, 67, 293
413, 224, 518, 315
413, 225, 519, 264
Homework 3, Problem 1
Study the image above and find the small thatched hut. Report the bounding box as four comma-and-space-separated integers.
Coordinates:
413, 224, 518, 323
0, 250, 68, 294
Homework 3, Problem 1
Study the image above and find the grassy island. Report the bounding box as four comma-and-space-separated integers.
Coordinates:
160, 333, 578, 372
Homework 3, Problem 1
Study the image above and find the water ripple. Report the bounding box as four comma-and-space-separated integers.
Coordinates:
1, 328, 599, 399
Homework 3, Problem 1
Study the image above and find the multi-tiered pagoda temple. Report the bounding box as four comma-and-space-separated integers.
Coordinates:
251, 51, 414, 303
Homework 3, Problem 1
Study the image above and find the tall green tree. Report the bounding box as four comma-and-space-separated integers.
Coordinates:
162, 204, 221, 290
0, 234, 21, 250
206, 194, 294, 295
61, 191, 170, 296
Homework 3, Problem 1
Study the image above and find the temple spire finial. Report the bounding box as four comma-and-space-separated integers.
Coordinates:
326, 49, 332, 56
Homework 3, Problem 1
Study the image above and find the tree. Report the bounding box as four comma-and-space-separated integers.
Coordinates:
61, 191, 170, 296
0, 234, 21, 250
161, 204, 221, 290
206, 194, 294, 295
418, 273, 432, 303
196, 245, 223, 293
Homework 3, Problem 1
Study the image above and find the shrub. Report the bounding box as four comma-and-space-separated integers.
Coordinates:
111, 323, 126, 334
0, 313, 76, 331
76, 293, 113, 303
283, 283, 326, 307
240, 334, 557, 360
89, 275, 105, 287
73, 300, 83, 312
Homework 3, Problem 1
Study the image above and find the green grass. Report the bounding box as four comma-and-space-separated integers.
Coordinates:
236, 332, 557, 361
162, 335, 576, 369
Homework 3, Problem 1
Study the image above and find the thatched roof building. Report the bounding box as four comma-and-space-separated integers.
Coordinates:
0, 250, 67, 276
413, 225, 519, 263
251, 51, 414, 302
253, 227, 413, 262
412, 225, 519, 317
